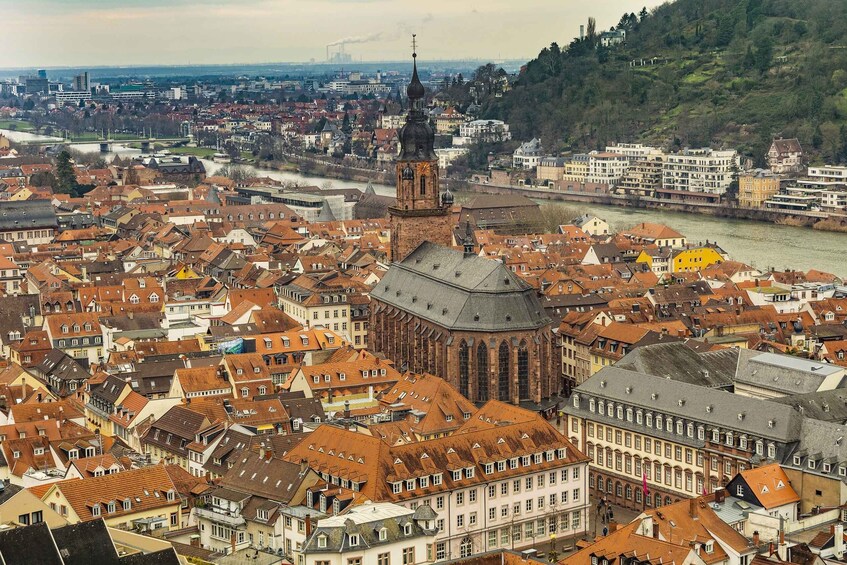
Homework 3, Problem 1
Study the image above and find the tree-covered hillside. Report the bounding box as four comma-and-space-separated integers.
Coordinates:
480, 0, 847, 165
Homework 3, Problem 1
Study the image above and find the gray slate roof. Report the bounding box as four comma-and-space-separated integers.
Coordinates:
735, 349, 845, 396
302, 503, 433, 554
772, 389, 847, 423
615, 341, 737, 389
372, 242, 550, 332
571, 366, 803, 442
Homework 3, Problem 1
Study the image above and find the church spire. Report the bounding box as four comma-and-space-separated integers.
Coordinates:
406, 35, 425, 105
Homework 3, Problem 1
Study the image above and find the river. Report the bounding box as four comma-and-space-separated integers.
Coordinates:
3, 128, 845, 277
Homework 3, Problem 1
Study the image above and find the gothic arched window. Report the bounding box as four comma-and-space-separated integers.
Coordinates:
402, 165, 414, 180
420, 176, 426, 195
498, 341, 510, 401
476, 343, 489, 402
458, 340, 469, 399
518, 341, 529, 400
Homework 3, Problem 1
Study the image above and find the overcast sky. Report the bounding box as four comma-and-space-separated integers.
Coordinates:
1, 0, 667, 68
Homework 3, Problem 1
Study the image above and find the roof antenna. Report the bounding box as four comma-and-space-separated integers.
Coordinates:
412, 34, 417, 58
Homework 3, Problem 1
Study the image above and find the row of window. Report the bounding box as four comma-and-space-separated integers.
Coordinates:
487, 513, 582, 550
57, 336, 101, 347
482, 490, 581, 524
481, 448, 569, 476
795, 454, 847, 476
311, 368, 386, 384
577, 395, 778, 456
390, 452, 572, 494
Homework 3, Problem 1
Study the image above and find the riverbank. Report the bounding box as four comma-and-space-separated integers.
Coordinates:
231, 153, 394, 187
464, 181, 847, 234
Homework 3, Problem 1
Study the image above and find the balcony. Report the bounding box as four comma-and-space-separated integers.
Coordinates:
194, 506, 247, 527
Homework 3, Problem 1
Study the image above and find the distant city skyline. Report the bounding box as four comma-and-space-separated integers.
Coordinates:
2, 0, 665, 69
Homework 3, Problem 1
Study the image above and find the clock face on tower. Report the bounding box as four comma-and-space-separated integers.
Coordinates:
417, 162, 431, 177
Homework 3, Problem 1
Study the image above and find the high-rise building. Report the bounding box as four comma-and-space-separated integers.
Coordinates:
388, 50, 453, 262
72, 72, 90, 93
24, 76, 48, 94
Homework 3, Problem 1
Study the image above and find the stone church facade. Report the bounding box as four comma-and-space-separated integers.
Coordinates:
371, 53, 557, 407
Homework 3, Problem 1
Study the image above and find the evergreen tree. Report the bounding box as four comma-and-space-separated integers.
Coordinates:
55, 150, 78, 195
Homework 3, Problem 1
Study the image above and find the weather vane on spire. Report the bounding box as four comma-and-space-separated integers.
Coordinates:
412, 34, 417, 58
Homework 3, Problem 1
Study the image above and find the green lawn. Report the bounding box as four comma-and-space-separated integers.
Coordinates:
0, 119, 34, 132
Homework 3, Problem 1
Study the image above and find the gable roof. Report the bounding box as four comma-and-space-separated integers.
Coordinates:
731, 464, 799, 509
40, 465, 178, 522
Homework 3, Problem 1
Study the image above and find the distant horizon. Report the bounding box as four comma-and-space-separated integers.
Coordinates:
0, 56, 530, 74
2, 0, 665, 68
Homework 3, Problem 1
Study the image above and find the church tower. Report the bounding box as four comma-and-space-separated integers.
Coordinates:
389, 44, 454, 262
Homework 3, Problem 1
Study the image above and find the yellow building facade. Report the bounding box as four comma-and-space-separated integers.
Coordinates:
739, 172, 781, 208
671, 247, 724, 273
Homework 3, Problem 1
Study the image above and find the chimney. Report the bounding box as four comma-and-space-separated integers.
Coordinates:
652, 522, 659, 539
779, 529, 785, 546
714, 487, 725, 503
768, 541, 775, 556
305, 513, 312, 538
258, 442, 266, 460
753, 530, 759, 546
834, 523, 845, 557
230, 531, 236, 554
689, 497, 696, 518
300, 458, 308, 474
343, 400, 350, 419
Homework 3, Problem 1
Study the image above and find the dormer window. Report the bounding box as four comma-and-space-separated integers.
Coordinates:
61, 325, 68, 334
91, 504, 101, 517
318, 535, 328, 548
379, 527, 387, 540
404, 523, 412, 535
123, 498, 131, 511
349, 534, 359, 546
